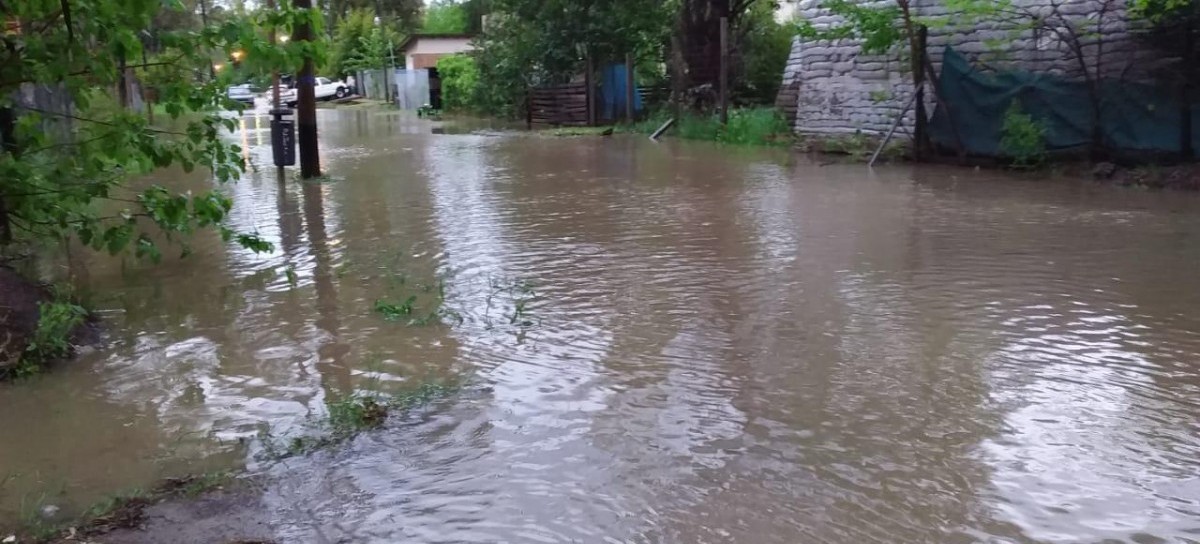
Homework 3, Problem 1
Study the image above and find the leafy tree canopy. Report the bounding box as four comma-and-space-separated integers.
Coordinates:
422, 0, 469, 34
328, 8, 402, 75
0, 0, 322, 260
329, 0, 424, 32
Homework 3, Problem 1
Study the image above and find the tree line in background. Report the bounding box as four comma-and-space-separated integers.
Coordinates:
433, 0, 795, 118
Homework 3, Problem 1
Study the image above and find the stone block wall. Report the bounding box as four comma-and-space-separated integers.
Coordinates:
779, 0, 1162, 135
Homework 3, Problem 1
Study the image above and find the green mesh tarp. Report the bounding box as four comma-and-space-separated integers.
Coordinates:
929, 46, 1200, 156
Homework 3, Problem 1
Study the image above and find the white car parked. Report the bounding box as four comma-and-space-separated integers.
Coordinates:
225, 84, 256, 106
269, 77, 350, 107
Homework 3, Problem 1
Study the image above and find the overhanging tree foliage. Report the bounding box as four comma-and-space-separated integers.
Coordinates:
0, 0, 321, 260
1130, 0, 1200, 158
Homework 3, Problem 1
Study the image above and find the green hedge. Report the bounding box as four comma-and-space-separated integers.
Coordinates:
436, 54, 480, 113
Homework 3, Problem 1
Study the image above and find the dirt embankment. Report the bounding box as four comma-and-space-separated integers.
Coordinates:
0, 265, 97, 378
38, 477, 275, 544
0, 266, 51, 373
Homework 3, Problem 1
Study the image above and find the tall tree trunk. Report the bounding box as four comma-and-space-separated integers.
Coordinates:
0, 106, 16, 245
677, 0, 731, 93
668, 18, 688, 111
295, 0, 322, 178
117, 52, 129, 109
199, 0, 215, 80
901, 3, 929, 160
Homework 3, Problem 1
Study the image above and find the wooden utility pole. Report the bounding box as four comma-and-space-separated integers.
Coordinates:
719, 17, 729, 125
294, 0, 321, 178
625, 52, 635, 123
0, 107, 16, 244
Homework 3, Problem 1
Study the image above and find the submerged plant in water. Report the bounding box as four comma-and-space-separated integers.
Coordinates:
256, 380, 463, 461
374, 296, 418, 320
374, 275, 460, 327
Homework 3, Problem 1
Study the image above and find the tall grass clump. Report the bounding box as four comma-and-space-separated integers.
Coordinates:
630, 107, 791, 146
719, 108, 791, 145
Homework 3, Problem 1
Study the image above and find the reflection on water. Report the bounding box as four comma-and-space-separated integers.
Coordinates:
3, 109, 1200, 542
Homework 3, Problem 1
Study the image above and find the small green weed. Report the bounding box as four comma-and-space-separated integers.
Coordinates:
509, 299, 532, 326
158, 471, 235, 498
375, 276, 459, 327
374, 296, 418, 320
81, 490, 149, 520
483, 277, 539, 329
1000, 99, 1048, 168
328, 395, 388, 432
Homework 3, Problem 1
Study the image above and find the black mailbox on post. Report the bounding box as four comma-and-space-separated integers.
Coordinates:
269, 108, 296, 167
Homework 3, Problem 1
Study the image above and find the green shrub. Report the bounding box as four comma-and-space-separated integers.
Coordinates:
436, 54, 480, 112
1000, 99, 1048, 168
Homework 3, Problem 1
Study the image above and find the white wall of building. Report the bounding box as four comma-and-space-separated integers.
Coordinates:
404, 37, 474, 68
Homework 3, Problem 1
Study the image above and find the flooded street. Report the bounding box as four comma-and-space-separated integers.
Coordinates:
4, 108, 1200, 542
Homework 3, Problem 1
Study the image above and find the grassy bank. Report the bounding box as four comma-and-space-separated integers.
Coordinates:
7, 472, 240, 543
630, 107, 793, 146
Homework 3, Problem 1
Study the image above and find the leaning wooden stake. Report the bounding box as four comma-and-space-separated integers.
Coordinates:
649, 118, 676, 140
869, 91, 918, 167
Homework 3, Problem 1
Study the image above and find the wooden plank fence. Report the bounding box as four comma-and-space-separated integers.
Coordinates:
528, 82, 590, 127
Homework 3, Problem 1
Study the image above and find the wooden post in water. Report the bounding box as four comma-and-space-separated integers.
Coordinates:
625, 52, 635, 123
719, 17, 729, 125
585, 51, 596, 127
911, 24, 928, 161
525, 89, 533, 129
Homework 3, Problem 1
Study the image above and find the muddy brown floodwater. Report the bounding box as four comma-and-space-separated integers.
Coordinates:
3, 108, 1200, 543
